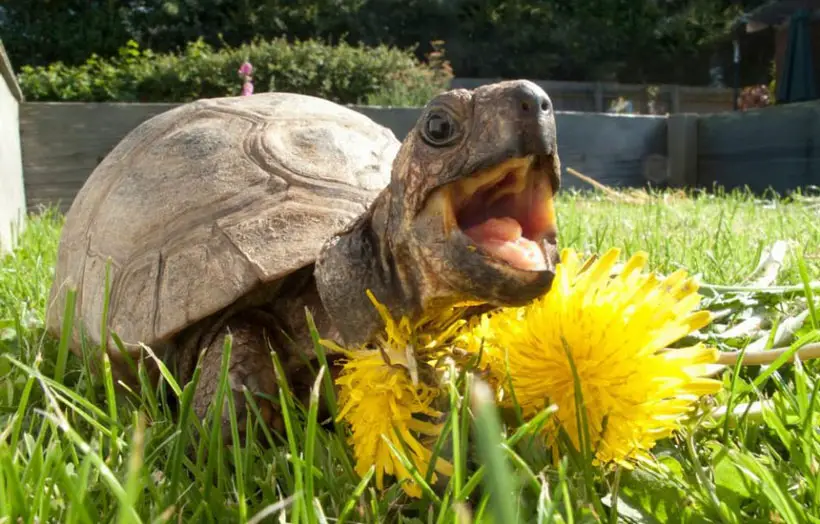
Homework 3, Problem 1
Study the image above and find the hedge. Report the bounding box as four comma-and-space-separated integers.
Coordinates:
17, 38, 453, 106
1, 0, 774, 88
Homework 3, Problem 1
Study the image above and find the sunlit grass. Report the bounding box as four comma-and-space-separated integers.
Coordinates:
1, 188, 819, 523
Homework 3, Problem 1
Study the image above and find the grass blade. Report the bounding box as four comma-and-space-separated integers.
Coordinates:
203, 335, 234, 507
226, 374, 248, 523
37, 407, 139, 522
470, 379, 518, 524
271, 350, 305, 523
731, 450, 804, 524
0, 447, 26, 521
304, 365, 326, 524
53, 287, 77, 384
305, 309, 338, 420
117, 412, 146, 524
459, 402, 556, 500
337, 465, 374, 524
797, 254, 818, 329
447, 363, 464, 501
102, 353, 120, 463
753, 331, 820, 388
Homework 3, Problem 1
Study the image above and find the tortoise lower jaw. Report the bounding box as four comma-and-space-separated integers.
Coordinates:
428, 154, 559, 275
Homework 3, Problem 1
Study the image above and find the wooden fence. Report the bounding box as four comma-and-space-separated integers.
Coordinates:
19, 102, 671, 213
19, 97, 820, 215
452, 78, 736, 114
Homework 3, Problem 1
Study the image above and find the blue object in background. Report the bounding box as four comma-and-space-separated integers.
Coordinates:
776, 9, 818, 104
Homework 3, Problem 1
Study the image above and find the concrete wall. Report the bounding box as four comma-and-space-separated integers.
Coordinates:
0, 41, 25, 253
20, 102, 669, 213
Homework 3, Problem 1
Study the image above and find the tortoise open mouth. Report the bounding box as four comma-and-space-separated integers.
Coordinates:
434, 155, 559, 272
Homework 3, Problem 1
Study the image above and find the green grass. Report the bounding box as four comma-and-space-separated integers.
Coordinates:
1, 188, 819, 523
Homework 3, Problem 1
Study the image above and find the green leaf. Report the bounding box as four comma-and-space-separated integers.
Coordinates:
730, 450, 805, 524
618, 468, 689, 523
714, 453, 754, 500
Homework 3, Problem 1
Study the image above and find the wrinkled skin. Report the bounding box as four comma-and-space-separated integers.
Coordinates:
181, 80, 563, 439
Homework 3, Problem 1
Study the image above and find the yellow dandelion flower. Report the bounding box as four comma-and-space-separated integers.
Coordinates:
467, 247, 723, 467
453, 314, 510, 393
334, 348, 453, 497
355, 289, 474, 365
327, 290, 455, 498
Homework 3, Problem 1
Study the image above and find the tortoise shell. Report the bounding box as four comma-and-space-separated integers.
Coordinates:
46, 92, 400, 353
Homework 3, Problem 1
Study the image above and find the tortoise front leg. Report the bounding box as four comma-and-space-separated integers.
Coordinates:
192, 317, 287, 444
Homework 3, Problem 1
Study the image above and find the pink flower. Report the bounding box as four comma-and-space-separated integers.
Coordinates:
238, 61, 253, 77
237, 61, 254, 96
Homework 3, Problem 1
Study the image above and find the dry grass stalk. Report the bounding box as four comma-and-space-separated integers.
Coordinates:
564, 166, 688, 205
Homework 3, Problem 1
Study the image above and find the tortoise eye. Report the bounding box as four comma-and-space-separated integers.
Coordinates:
421, 109, 459, 147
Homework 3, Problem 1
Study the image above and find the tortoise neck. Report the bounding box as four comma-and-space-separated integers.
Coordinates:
314, 190, 419, 348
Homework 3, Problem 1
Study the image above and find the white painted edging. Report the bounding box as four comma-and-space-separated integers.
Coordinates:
0, 40, 26, 254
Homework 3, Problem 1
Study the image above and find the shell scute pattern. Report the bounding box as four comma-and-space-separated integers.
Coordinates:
47, 93, 400, 354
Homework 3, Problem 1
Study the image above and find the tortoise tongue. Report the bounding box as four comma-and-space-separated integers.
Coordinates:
463, 217, 547, 271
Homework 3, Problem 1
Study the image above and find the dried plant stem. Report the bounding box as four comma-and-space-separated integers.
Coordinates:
701, 282, 820, 294
565, 167, 616, 194
709, 399, 772, 423
565, 167, 649, 204
716, 342, 820, 366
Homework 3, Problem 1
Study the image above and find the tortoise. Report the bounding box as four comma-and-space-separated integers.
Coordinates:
46, 79, 562, 436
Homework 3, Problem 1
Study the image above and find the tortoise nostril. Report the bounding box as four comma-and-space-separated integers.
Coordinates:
512, 82, 552, 118
517, 93, 549, 116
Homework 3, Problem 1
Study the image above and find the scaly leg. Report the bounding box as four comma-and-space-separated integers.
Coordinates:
191, 317, 286, 442
184, 274, 344, 443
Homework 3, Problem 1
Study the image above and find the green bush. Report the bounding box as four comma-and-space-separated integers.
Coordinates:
4, 0, 771, 86
17, 38, 453, 106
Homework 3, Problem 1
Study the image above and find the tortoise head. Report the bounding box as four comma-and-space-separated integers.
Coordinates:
387, 79, 561, 309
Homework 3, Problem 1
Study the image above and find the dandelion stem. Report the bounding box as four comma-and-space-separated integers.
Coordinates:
607, 467, 623, 524
684, 432, 732, 524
